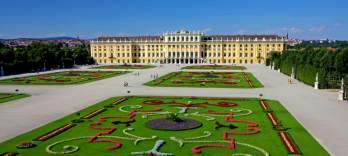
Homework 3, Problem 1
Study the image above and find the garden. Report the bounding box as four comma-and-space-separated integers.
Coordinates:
0, 93, 30, 104
0, 71, 129, 85
144, 71, 263, 88
92, 64, 156, 69
182, 65, 246, 70
0, 96, 329, 156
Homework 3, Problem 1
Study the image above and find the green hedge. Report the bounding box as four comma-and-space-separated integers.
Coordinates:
295, 64, 318, 86
280, 60, 292, 76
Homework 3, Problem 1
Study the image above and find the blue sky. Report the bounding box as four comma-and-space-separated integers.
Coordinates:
0, 0, 347, 40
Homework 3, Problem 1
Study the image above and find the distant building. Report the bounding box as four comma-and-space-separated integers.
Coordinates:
90, 30, 287, 64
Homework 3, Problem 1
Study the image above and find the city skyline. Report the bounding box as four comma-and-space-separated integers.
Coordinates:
0, 0, 347, 40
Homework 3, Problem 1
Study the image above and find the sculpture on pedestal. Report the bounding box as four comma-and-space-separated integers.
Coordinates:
338, 78, 345, 101
314, 73, 319, 89
290, 67, 295, 80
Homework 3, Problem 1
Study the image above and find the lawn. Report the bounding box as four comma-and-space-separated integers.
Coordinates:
0, 96, 329, 156
92, 64, 156, 69
0, 93, 30, 104
0, 71, 129, 85
182, 65, 246, 70
144, 71, 263, 88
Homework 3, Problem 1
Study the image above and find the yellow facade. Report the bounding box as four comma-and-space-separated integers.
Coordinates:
90, 30, 287, 64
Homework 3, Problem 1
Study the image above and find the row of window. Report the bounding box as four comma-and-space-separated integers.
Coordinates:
94, 51, 268, 58
97, 58, 262, 64
92, 43, 283, 50
209, 59, 260, 64
167, 36, 199, 42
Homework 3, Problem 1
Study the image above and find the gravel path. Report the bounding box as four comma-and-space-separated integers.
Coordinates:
0, 64, 347, 155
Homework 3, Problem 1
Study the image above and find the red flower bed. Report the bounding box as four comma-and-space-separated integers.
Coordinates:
0, 152, 18, 156
82, 108, 106, 119
192, 138, 235, 154
241, 72, 254, 87
34, 124, 75, 141
87, 111, 137, 151
112, 97, 127, 105
278, 131, 301, 154
142, 100, 237, 107
259, 100, 271, 111
266, 112, 280, 127
223, 113, 260, 139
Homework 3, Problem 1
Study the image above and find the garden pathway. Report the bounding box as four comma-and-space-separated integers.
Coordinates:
0, 64, 347, 155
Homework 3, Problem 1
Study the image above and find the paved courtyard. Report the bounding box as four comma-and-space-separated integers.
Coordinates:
0, 64, 347, 156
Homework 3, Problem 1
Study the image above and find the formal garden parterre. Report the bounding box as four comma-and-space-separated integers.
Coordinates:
145, 71, 263, 88
92, 64, 156, 69
182, 65, 246, 70
0, 96, 329, 156
0, 71, 129, 85
0, 93, 30, 104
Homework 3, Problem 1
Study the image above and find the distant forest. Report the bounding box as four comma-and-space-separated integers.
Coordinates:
0, 42, 94, 75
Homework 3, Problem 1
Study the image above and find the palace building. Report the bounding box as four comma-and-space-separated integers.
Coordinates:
90, 30, 287, 64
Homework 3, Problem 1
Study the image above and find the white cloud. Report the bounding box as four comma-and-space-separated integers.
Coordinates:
202, 28, 212, 33
280, 27, 303, 33
237, 29, 248, 34
334, 22, 342, 27
308, 26, 327, 32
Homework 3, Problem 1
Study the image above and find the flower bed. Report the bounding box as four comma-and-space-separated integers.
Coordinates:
34, 124, 75, 141
0, 152, 18, 156
81, 108, 106, 119
191, 138, 235, 154
242, 72, 254, 87
259, 100, 271, 111
146, 118, 202, 131
278, 131, 301, 154
112, 97, 128, 105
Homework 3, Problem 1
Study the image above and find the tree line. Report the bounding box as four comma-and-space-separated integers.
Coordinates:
0, 42, 94, 75
268, 41, 348, 99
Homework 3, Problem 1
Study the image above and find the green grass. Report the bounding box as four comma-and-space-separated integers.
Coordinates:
182, 65, 246, 70
0, 96, 329, 156
0, 93, 30, 104
92, 64, 156, 69
144, 71, 263, 88
0, 71, 130, 85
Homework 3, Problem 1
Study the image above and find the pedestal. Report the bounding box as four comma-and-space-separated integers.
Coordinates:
338, 90, 344, 101
277, 69, 280, 73
314, 82, 319, 90
291, 74, 295, 80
